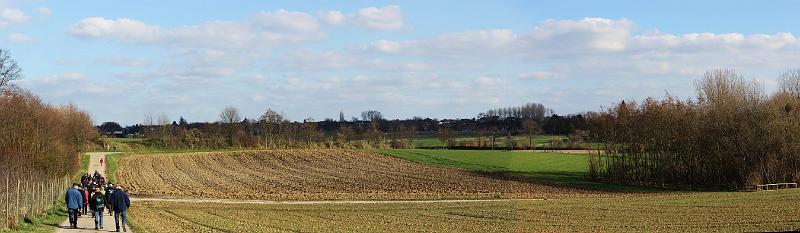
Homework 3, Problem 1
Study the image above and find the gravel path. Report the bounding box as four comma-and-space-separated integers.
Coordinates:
57, 152, 131, 233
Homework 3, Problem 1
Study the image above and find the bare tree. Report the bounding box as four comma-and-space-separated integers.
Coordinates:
0, 49, 22, 89
780, 69, 800, 98
220, 106, 242, 146
438, 127, 454, 149
220, 106, 242, 124
259, 108, 285, 148
523, 118, 541, 149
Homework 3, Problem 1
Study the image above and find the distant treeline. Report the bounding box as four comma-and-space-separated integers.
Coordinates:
98, 105, 588, 149
587, 69, 800, 190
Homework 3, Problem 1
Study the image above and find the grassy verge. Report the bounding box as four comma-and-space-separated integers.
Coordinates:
376, 149, 661, 192
0, 154, 90, 233
79, 154, 89, 175
105, 152, 127, 184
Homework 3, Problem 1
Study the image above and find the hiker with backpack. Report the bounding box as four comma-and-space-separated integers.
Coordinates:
90, 188, 108, 230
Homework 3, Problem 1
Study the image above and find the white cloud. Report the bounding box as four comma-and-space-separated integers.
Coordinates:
350, 5, 406, 31
318, 5, 406, 31
68, 17, 162, 43
6, 33, 32, 43
364, 29, 517, 56
281, 49, 430, 72
250, 10, 319, 32
35, 6, 50, 16
526, 17, 633, 52
317, 11, 345, 26
519, 71, 562, 80
476, 76, 507, 86
0, 8, 29, 27
362, 18, 635, 58
39, 72, 89, 85
69, 10, 324, 51
96, 56, 152, 67
364, 17, 800, 66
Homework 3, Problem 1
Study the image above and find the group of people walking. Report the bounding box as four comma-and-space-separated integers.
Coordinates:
65, 167, 131, 232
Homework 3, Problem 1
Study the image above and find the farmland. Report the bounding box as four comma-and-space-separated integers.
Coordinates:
128, 189, 800, 232
116, 150, 603, 200
379, 149, 588, 183
378, 149, 645, 191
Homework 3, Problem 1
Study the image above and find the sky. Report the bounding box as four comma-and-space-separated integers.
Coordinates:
2, 0, 800, 125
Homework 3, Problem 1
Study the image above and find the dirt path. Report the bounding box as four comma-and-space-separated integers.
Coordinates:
130, 197, 546, 205
519, 149, 602, 154
57, 152, 132, 233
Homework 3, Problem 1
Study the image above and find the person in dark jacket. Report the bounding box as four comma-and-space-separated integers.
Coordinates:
106, 183, 115, 216
90, 188, 107, 230
65, 183, 84, 229
77, 187, 85, 217
109, 185, 131, 232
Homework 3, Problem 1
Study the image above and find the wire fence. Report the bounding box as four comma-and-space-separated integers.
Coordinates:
0, 173, 70, 230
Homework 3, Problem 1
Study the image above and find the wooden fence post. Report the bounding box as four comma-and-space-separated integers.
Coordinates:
39, 181, 43, 215
5, 175, 9, 229
28, 181, 33, 216
15, 179, 19, 227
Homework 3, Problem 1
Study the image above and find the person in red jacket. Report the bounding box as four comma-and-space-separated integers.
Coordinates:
100, 158, 104, 166
82, 187, 90, 215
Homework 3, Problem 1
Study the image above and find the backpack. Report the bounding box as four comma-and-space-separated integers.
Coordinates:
94, 195, 105, 210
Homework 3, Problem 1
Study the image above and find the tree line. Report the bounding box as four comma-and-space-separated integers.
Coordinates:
101, 104, 588, 150
587, 69, 800, 190
1, 49, 99, 229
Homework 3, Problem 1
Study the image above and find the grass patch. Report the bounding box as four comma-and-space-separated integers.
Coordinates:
376, 149, 658, 192
0, 204, 70, 233
106, 152, 125, 184
79, 153, 90, 175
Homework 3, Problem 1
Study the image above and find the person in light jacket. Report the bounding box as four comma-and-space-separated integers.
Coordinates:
65, 183, 84, 229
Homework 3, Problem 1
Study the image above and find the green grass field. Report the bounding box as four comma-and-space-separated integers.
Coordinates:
130, 189, 800, 232
377, 149, 656, 191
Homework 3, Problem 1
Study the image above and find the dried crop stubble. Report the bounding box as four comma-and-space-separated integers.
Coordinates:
129, 190, 800, 232
117, 149, 599, 200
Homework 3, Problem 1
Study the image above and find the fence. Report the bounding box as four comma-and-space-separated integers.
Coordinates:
0, 174, 70, 230
754, 183, 799, 191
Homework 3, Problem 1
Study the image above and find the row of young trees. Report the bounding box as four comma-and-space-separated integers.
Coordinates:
0, 49, 99, 229
478, 102, 552, 122
137, 108, 400, 149
587, 69, 800, 190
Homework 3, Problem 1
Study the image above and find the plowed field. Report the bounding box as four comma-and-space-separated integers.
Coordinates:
116, 150, 599, 200
128, 189, 800, 232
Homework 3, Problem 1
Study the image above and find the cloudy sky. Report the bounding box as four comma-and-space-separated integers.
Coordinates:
3, 0, 800, 125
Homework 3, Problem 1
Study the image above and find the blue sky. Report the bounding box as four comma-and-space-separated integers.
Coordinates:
2, 1, 800, 125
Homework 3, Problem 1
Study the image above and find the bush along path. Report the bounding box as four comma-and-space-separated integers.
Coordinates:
57, 152, 131, 233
